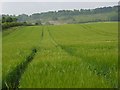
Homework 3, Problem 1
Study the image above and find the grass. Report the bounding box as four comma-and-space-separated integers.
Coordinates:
2, 22, 118, 88
48, 22, 118, 87
0, 31, 2, 89
2, 26, 42, 88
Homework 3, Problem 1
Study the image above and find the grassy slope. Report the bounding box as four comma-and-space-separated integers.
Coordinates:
19, 22, 118, 88
2, 26, 42, 87
40, 11, 117, 24
73, 11, 118, 23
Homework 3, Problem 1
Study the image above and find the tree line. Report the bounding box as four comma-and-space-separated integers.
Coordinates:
1, 5, 119, 28
18, 5, 119, 22
2, 16, 33, 30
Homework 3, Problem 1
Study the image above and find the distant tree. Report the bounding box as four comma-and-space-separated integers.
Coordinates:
35, 20, 42, 25
2, 17, 6, 23
73, 9, 80, 15
35, 22, 39, 25
2, 5, 119, 24
17, 14, 29, 22
12, 18, 17, 22
52, 17, 58, 21
6, 17, 13, 22
2, 16, 18, 23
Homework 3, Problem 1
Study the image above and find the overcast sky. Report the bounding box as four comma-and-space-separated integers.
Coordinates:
1, 2, 119, 15
0, 0, 119, 2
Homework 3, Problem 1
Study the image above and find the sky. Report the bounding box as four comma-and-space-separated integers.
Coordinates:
1, 2, 119, 15
0, 0, 119, 2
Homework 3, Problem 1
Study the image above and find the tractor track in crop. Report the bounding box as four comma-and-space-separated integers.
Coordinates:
47, 27, 78, 57
47, 26, 117, 88
41, 26, 44, 40
2, 26, 116, 89
2, 48, 37, 89
47, 27, 58, 47
2, 26, 45, 89
81, 25, 113, 36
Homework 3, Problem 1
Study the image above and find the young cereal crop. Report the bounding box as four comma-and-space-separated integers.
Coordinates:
2, 22, 118, 88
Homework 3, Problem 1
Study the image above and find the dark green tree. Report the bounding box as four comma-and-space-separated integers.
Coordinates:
6, 17, 13, 22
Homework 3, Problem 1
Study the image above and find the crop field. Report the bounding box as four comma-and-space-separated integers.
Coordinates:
0, 31, 2, 89
2, 22, 118, 88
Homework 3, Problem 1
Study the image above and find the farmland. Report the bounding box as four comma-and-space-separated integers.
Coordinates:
0, 31, 2, 89
2, 22, 118, 88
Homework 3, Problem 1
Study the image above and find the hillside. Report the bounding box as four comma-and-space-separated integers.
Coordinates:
2, 5, 119, 25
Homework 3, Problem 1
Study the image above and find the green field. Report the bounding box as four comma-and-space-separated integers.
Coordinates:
2, 22, 118, 88
0, 31, 2, 89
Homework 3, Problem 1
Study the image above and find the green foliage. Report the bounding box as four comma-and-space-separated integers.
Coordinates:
17, 14, 29, 22
2, 16, 17, 23
2, 5, 119, 24
35, 20, 42, 25
2, 26, 43, 88
52, 17, 58, 21
2, 15, 33, 30
2, 22, 24, 29
2, 22, 33, 30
